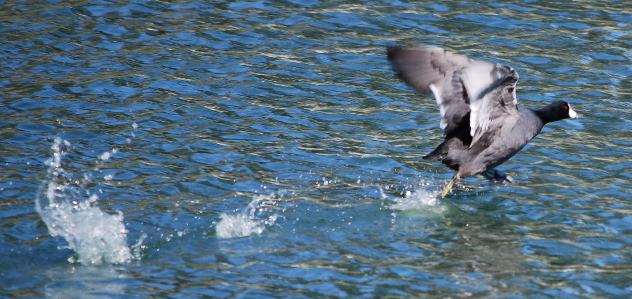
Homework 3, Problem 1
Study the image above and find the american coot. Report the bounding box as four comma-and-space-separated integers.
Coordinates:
387, 45, 577, 196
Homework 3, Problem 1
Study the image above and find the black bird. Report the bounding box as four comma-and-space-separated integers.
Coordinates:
386, 45, 577, 196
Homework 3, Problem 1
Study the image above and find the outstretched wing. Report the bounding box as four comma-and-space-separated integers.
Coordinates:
387, 46, 471, 136
460, 62, 520, 146
387, 45, 520, 146
386, 46, 470, 94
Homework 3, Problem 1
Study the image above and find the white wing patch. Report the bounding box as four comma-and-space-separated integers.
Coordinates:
459, 62, 517, 146
460, 61, 497, 101
459, 61, 498, 143
469, 92, 495, 145
429, 83, 447, 130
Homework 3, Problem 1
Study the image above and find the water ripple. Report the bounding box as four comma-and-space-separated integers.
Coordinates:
1, 0, 631, 297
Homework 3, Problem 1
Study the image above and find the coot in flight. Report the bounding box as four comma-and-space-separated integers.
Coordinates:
387, 45, 577, 196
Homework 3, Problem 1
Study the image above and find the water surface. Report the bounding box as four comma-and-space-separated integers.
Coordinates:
1, 0, 631, 297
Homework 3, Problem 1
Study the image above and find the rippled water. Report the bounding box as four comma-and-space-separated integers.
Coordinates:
1, 0, 631, 297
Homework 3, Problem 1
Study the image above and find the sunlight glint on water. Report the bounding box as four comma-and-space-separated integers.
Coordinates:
35, 138, 140, 265
2, 0, 630, 296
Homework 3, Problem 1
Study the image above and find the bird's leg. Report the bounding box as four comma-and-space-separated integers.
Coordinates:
483, 169, 515, 184
441, 172, 460, 197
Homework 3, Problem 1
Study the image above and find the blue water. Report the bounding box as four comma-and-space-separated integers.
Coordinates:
1, 0, 631, 297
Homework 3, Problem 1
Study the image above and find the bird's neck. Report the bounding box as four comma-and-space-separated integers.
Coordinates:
534, 107, 556, 124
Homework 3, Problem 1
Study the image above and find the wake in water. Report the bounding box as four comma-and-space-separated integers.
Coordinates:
213, 181, 445, 239
35, 138, 142, 265
380, 182, 446, 211
214, 194, 281, 238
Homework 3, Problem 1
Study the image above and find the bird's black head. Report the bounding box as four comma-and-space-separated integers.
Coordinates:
537, 100, 578, 123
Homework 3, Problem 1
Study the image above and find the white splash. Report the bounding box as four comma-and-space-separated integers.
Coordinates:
215, 194, 280, 239
215, 213, 265, 238
36, 138, 138, 265
381, 183, 444, 211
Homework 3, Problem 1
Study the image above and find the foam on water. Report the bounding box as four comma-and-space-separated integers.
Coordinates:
35, 138, 141, 265
215, 194, 280, 239
381, 183, 446, 211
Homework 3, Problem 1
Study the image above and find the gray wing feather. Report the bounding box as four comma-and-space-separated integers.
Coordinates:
387, 45, 520, 146
387, 46, 472, 136
462, 63, 519, 146
386, 46, 470, 94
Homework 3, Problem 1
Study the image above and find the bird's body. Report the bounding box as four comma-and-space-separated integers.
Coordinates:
424, 105, 543, 178
386, 46, 577, 196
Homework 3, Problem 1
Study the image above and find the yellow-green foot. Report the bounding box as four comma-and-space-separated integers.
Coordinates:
441, 173, 460, 197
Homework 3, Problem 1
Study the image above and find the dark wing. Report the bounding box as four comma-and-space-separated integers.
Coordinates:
386, 46, 471, 93
387, 46, 471, 136
387, 45, 520, 146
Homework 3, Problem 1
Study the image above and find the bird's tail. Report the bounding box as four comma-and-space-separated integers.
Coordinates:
422, 148, 444, 161
423, 140, 461, 172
